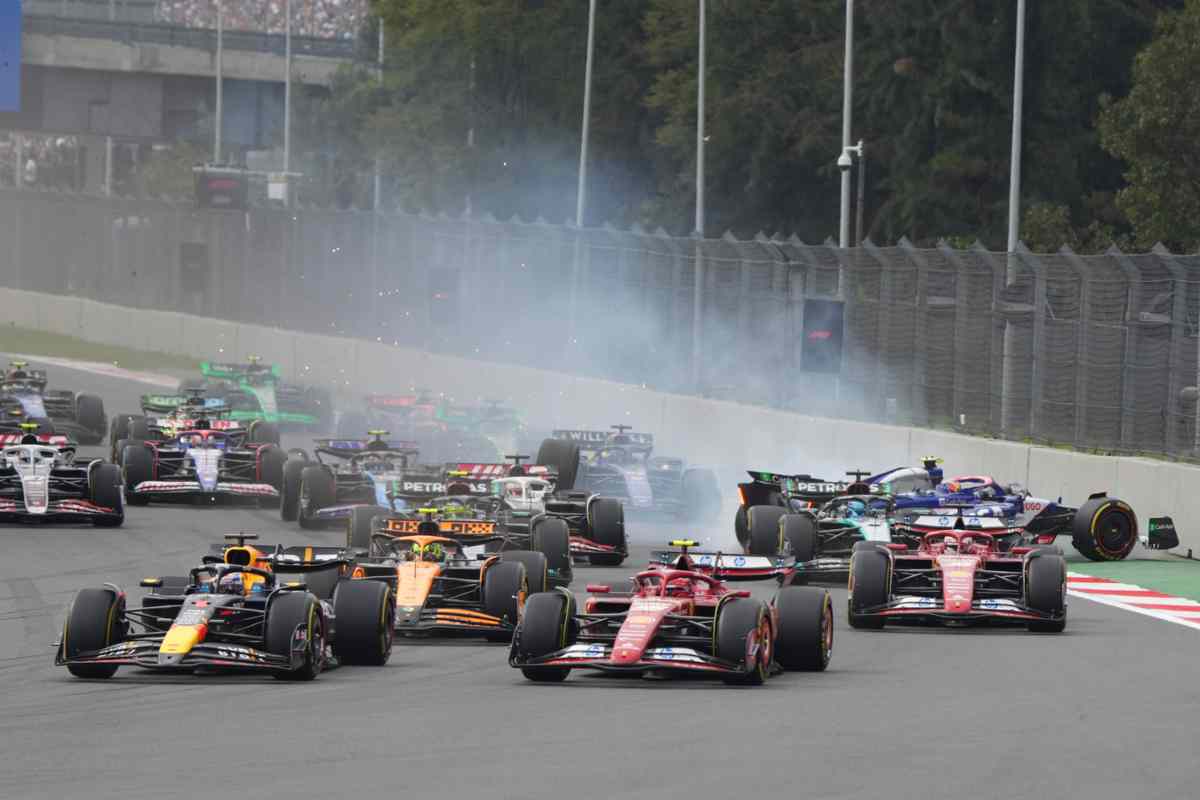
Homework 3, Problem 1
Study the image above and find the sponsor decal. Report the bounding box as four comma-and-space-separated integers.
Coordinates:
1023, 500, 1045, 512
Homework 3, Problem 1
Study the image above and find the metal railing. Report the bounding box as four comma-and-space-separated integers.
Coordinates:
23, 12, 362, 60
2, 187, 1198, 459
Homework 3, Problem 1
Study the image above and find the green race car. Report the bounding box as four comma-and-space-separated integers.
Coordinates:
181, 358, 332, 429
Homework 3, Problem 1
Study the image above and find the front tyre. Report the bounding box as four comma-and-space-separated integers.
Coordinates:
587, 497, 626, 566
62, 588, 126, 679
848, 548, 890, 630
1071, 497, 1137, 561
746, 505, 787, 556
715, 598, 772, 685
266, 592, 324, 681
298, 466, 336, 529
774, 586, 832, 671
87, 462, 125, 527
332, 580, 394, 665
1025, 553, 1067, 633
280, 456, 307, 522
515, 591, 576, 682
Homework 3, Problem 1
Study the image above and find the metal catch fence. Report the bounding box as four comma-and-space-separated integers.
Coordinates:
1, 187, 1198, 459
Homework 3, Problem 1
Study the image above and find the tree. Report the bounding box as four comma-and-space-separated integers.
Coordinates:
1100, 0, 1200, 250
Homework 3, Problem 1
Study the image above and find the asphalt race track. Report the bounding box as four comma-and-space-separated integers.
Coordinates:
2, 362, 1198, 800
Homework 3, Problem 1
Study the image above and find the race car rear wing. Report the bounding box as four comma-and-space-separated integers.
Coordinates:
552, 429, 654, 447
740, 470, 855, 506
380, 516, 498, 539
447, 463, 555, 479
313, 438, 422, 459
140, 393, 229, 415
648, 544, 793, 581
201, 360, 281, 380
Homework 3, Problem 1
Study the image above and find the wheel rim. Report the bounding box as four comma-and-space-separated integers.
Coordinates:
310, 616, 325, 673
381, 595, 395, 659
1097, 509, 1133, 555
755, 615, 771, 677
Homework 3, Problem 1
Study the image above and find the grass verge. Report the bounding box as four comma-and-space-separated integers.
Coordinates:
1, 324, 199, 372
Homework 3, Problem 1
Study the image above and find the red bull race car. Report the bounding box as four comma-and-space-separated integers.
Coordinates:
509, 540, 832, 685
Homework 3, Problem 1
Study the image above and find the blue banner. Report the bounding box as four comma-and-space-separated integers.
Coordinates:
0, 1, 20, 112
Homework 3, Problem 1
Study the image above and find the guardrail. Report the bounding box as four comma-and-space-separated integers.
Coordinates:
23, 12, 362, 59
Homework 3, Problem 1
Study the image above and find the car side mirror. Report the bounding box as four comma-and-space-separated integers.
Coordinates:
139, 577, 163, 588
283, 581, 308, 591
586, 584, 610, 594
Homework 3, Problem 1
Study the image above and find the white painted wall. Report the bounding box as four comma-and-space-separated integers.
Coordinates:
3, 287, 1194, 552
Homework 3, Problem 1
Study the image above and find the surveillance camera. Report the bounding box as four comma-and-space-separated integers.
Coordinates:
837, 152, 853, 170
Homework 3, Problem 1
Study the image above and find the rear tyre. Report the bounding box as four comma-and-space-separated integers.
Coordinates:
1071, 497, 1137, 562
535, 439, 580, 491
347, 505, 389, 551
298, 466, 336, 529
746, 505, 787, 556
516, 591, 576, 682
782, 514, 817, 563
280, 457, 307, 522
75, 394, 106, 443
266, 592, 324, 681
121, 443, 154, 506
482, 560, 528, 641
587, 497, 626, 566
1025, 553, 1067, 633
848, 549, 890, 629
500, 551, 549, 594
774, 587, 833, 671
715, 598, 771, 685
331, 580, 394, 665
247, 420, 281, 447
257, 446, 286, 509
62, 588, 126, 679
87, 462, 125, 527
530, 517, 572, 584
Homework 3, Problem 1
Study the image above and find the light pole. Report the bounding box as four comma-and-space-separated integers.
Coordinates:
1006, 0, 1027, 252
284, 0, 292, 205
838, 0, 854, 248
575, 0, 597, 228
214, 1, 224, 163
373, 22, 384, 211
694, 0, 706, 237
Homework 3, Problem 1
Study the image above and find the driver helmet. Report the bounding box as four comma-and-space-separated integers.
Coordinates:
845, 499, 867, 518
217, 572, 245, 595
422, 542, 445, 562
671, 553, 694, 571
942, 536, 959, 553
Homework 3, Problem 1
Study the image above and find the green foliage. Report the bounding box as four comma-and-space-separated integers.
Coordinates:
1100, 0, 1200, 251
140, 141, 207, 200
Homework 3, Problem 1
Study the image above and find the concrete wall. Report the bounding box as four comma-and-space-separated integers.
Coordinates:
3, 286, 1196, 552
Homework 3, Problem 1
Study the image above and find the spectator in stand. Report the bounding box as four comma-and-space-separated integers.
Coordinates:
155, 0, 367, 39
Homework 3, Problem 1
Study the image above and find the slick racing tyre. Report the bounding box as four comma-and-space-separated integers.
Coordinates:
774, 587, 833, 671
74, 394, 106, 444
535, 438, 580, 491
746, 505, 787, 556
347, 505, 389, 551
715, 598, 772, 686
331, 580, 394, 666
280, 456, 308, 522
87, 462, 125, 527
257, 446, 287, 509
1071, 497, 1137, 562
1025, 552, 1067, 633
500, 551, 549, 594
516, 590, 577, 682
62, 588, 127, 679
782, 514, 818, 564
266, 592, 325, 681
848, 548, 890, 629
298, 466, 335, 530
586, 497, 626, 566
530, 517, 572, 583
121, 443, 155, 506
482, 561, 529, 642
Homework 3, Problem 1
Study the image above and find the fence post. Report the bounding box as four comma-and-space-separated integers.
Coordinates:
691, 236, 705, 393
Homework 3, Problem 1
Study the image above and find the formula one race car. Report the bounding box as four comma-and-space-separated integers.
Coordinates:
535, 426, 720, 520
847, 530, 1067, 632
109, 391, 279, 461
336, 392, 527, 463
736, 461, 1141, 562
0, 361, 106, 444
344, 529, 545, 640
55, 534, 393, 679
117, 427, 286, 507
281, 433, 463, 529
510, 540, 833, 685
179, 357, 330, 429
0, 424, 124, 525
357, 504, 571, 590
443, 459, 628, 566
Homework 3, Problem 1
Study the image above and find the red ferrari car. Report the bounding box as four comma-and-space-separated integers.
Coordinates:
509, 540, 832, 685
847, 529, 1066, 632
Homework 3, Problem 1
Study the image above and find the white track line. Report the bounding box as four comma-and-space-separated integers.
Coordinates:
1067, 572, 1200, 632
